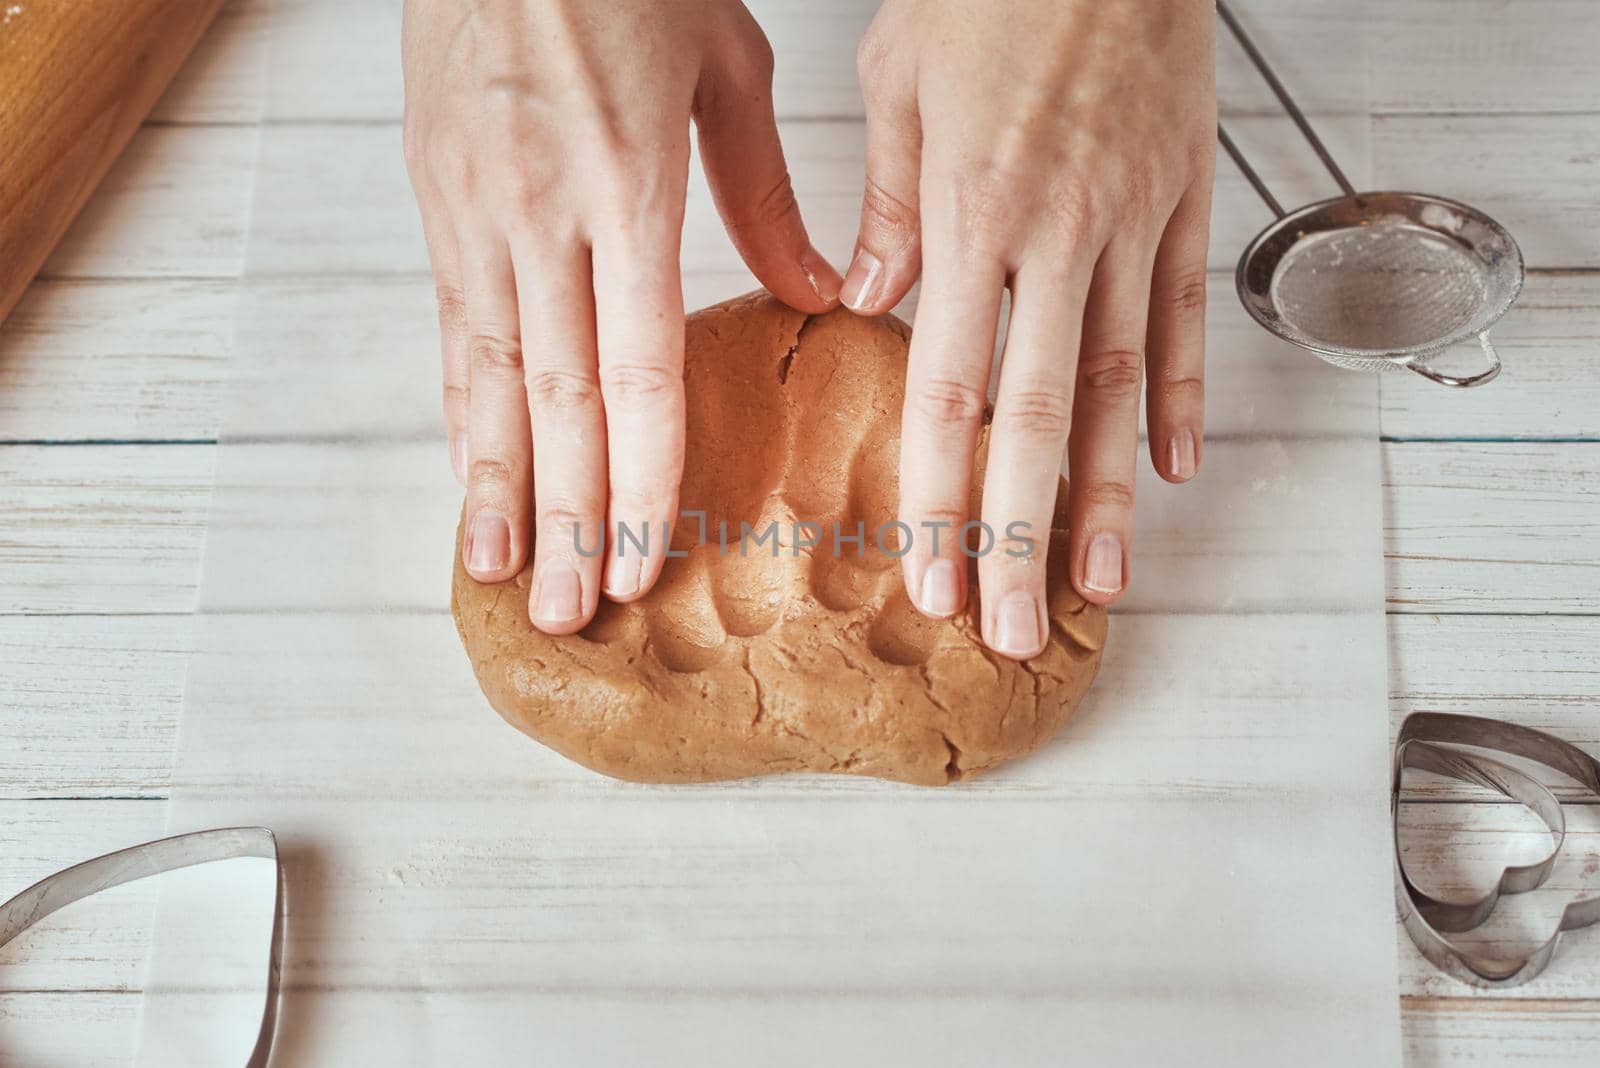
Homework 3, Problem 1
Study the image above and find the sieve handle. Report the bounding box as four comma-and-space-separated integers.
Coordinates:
1218, 124, 1284, 218
1216, 0, 1356, 206
1408, 332, 1503, 388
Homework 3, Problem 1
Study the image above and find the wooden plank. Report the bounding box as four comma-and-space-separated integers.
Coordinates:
0, 445, 212, 615
1403, 998, 1600, 1066
0, 279, 234, 442
35, 124, 256, 282
1370, 0, 1600, 115
1379, 272, 1600, 442
0, 616, 186, 800
1391, 616, 1600, 737
7, 989, 1598, 1068
4, 989, 1595, 1068
6, 991, 1598, 1068
1, 268, 1592, 447
1385, 443, 1600, 614
0, 991, 143, 1068
6, 440, 1593, 619
2, 270, 1595, 446
1374, 114, 1600, 270
2, 439, 1593, 623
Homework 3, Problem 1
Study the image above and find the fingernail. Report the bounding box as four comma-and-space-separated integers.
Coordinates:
604, 549, 640, 599
1084, 533, 1124, 594
801, 245, 843, 306
466, 510, 510, 574
918, 557, 961, 617
1168, 429, 1197, 481
450, 431, 469, 485
534, 563, 583, 624
840, 248, 883, 312
993, 591, 1043, 658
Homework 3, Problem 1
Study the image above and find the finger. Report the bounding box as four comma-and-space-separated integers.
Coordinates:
1067, 235, 1159, 607
405, 146, 471, 484
590, 195, 688, 604
977, 257, 1095, 659
1146, 181, 1212, 483
897, 232, 1008, 624
457, 231, 535, 588
508, 239, 608, 635
844, 37, 921, 315
695, 27, 842, 313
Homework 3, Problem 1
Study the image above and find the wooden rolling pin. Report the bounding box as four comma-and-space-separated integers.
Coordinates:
0, 0, 226, 324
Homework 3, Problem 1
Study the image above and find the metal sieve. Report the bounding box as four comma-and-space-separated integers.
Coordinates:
1216, 1, 1523, 388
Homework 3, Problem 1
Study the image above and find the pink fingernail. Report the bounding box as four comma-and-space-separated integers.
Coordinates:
466, 511, 510, 574
993, 591, 1043, 658
1084, 534, 1124, 595
604, 549, 641, 599
450, 432, 469, 485
918, 558, 961, 617
535, 563, 583, 624
801, 245, 843, 306
1168, 429, 1197, 481
840, 249, 883, 312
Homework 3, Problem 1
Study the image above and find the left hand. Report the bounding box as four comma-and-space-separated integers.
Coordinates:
401, 0, 840, 634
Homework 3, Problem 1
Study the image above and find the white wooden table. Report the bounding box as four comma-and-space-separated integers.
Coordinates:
2, 1, 1598, 1063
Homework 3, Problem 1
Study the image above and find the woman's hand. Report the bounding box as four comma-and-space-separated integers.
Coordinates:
847, 0, 1216, 658
403, 0, 841, 633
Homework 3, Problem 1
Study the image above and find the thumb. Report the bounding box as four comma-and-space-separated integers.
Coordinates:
694, 35, 842, 313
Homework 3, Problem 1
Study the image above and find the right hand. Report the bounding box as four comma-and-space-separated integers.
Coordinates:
842, 0, 1216, 659
402, 0, 842, 633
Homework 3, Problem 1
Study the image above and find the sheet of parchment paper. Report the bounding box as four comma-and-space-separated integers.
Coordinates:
139, 2, 1401, 1063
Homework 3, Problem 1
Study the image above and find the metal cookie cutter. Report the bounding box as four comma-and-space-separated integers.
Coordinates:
0, 826, 284, 1066
1394, 713, 1600, 987
1217, 1, 1523, 387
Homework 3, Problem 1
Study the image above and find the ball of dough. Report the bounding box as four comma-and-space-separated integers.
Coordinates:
452, 292, 1106, 786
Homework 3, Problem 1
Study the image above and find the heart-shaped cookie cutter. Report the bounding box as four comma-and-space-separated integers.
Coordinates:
1394, 713, 1600, 987
0, 826, 284, 1066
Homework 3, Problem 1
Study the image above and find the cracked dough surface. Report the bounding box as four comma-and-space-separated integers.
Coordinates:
452, 291, 1107, 786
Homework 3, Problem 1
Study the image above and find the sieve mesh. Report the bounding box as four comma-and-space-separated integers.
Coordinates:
1217, 0, 1518, 390
1269, 222, 1487, 362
